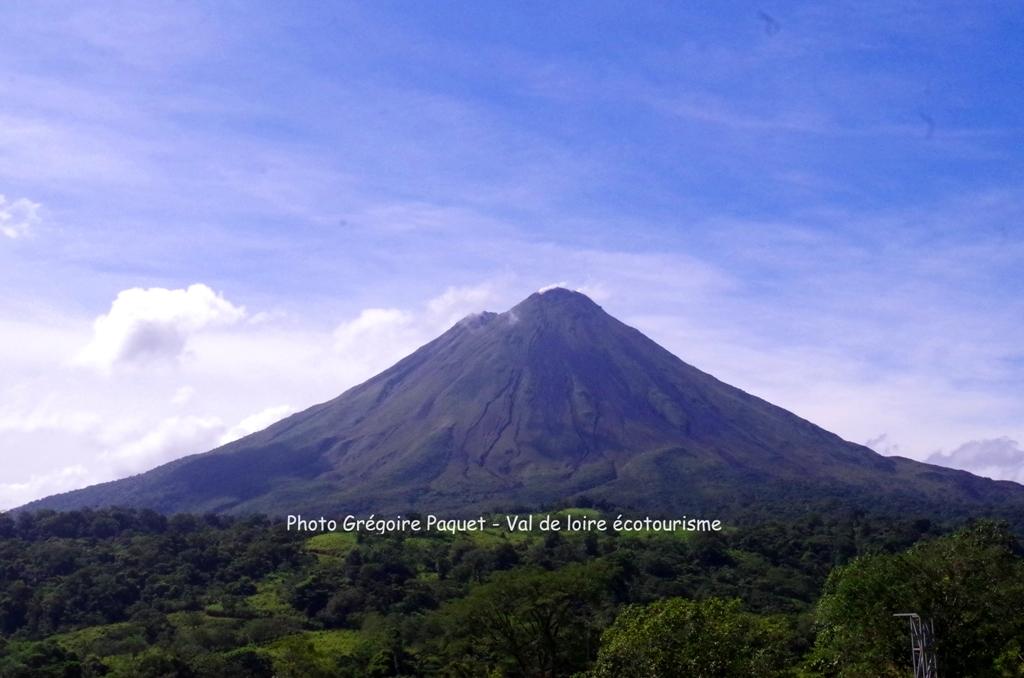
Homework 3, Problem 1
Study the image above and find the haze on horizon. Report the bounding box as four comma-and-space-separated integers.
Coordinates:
1, 2, 1022, 509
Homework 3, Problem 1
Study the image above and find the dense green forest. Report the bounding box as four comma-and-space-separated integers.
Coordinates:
1, 507, 1023, 677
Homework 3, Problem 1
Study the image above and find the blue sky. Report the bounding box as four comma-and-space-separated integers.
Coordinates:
1, 2, 1022, 507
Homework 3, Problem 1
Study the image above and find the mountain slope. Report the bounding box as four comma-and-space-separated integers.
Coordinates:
21, 288, 1024, 518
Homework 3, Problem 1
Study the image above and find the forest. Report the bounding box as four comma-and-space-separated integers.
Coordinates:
1, 506, 1023, 677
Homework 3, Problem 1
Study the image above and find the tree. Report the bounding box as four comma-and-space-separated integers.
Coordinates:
438, 561, 618, 677
807, 521, 1024, 677
220, 648, 275, 678
587, 597, 794, 677
0, 639, 84, 678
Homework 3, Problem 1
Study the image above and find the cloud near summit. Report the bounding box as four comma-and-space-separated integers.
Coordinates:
927, 438, 1024, 484
76, 284, 246, 371
332, 283, 501, 378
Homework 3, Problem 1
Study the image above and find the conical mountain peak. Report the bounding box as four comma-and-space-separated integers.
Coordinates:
512, 286, 600, 313
448, 289, 600, 338
503, 288, 607, 332
22, 289, 1024, 518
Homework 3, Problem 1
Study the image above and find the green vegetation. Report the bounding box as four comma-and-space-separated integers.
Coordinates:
808, 521, 1024, 677
588, 597, 794, 677
1, 507, 1023, 676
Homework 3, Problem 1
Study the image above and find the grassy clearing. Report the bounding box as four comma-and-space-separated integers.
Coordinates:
276, 629, 363, 655
246, 574, 299, 617
264, 628, 365, 671
546, 507, 603, 521
306, 531, 359, 560
51, 622, 145, 657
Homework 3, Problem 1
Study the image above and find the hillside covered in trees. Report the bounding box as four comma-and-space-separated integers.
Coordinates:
2, 506, 1023, 677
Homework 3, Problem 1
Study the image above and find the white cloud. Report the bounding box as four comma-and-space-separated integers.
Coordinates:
0, 465, 93, 509
426, 283, 498, 325
334, 308, 415, 354
171, 385, 195, 406
330, 307, 426, 383
101, 414, 224, 473
0, 407, 101, 436
0, 403, 303, 509
100, 405, 297, 477
864, 433, 901, 456
332, 283, 501, 380
0, 194, 40, 239
926, 438, 1024, 484
76, 284, 246, 370
218, 404, 294, 445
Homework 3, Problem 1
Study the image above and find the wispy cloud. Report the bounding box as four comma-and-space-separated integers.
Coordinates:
0, 194, 40, 239
927, 438, 1024, 484
218, 405, 295, 446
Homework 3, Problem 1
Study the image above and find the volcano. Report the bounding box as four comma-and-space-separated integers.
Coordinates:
22, 288, 1024, 518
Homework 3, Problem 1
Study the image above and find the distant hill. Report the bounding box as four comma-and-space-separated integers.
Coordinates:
20, 288, 1024, 520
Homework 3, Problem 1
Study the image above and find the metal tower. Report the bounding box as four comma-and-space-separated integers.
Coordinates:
894, 613, 938, 678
